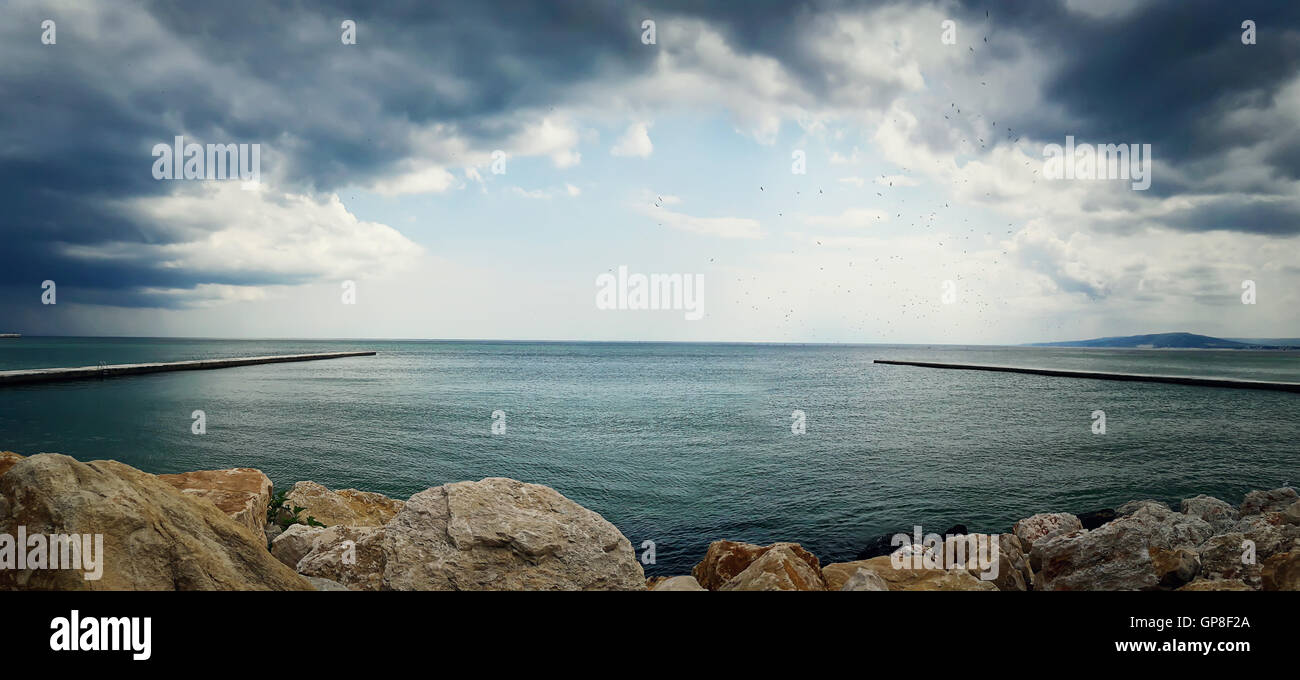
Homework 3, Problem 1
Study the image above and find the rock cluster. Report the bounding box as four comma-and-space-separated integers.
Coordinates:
0, 453, 310, 590
1, 450, 1296, 591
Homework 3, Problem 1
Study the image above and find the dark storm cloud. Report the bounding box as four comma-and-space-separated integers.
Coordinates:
1, 0, 1298, 319
0, 0, 662, 305
977, 0, 1300, 230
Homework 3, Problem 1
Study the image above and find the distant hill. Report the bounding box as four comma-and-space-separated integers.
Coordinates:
1026, 332, 1293, 350
1227, 338, 1300, 347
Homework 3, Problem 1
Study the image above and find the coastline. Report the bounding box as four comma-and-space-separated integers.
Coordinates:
1, 450, 1296, 591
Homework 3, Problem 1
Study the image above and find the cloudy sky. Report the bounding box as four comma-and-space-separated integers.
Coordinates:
2, 0, 1298, 343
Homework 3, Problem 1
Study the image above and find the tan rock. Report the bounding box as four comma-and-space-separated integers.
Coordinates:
158, 468, 273, 546
651, 575, 706, 591
284, 480, 404, 527
0, 451, 23, 479
381, 478, 645, 590
692, 540, 822, 590
719, 545, 827, 591
1152, 548, 1200, 589
0, 454, 311, 590
823, 560, 874, 591
1261, 551, 1299, 591
826, 556, 997, 591
1177, 579, 1253, 591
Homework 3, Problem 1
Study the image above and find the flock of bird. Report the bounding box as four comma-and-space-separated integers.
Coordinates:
643, 10, 1060, 342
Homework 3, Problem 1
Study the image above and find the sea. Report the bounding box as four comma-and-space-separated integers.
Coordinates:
1, 337, 1297, 576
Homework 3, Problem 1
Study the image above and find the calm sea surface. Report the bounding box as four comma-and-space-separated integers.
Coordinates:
1, 337, 1297, 575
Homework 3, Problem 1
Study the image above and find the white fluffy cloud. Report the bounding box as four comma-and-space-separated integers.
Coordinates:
611, 122, 654, 157
63, 183, 423, 306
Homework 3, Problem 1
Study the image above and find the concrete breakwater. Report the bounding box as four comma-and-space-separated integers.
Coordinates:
0, 351, 376, 386
874, 359, 1300, 393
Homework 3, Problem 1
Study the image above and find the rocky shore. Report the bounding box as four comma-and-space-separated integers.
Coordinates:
0, 451, 1296, 591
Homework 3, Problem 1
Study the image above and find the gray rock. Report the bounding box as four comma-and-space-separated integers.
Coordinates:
1012, 512, 1083, 557
1285, 500, 1300, 526
270, 523, 326, 569
1033, 506, 1212, 591
1196, 532, 1260, 587
296, 525, 387, 591
1241, 488, 1299, 516
651, 575, 706, 591
306, 576, 349, 591
1117, 499, 1170, 516
1240, 516, 1300, 561
1179, 495, 1239, 533
840, 567, 890, 591
265, 522, 283, 548
381, 478, 645, 590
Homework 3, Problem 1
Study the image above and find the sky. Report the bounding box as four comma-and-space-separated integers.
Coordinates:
2, 0, 1299, 344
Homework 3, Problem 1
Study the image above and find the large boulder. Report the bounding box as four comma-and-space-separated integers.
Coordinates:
1240, 488, 1298, 516
0, 454, 311, 590
1012, 513, 1082, 555
692, 540, 823, 590
1032, 506, 1213, 591
381, 478, 644, 590
1261, 551, 1299, 591
1179, 495, 1239, 533
284, 481, 404, 527
718, 544, 827, 591
158, 468, 274, 546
